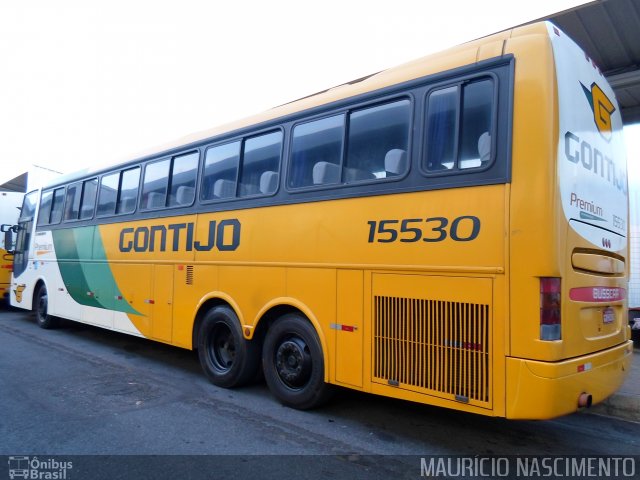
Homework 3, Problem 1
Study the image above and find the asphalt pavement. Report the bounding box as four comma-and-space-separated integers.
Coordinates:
587, 345, 640, 423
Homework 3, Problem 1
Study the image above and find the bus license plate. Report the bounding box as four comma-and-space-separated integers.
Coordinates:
603, 307, 614, 324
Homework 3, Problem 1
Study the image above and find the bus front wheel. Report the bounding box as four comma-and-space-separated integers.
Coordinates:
262, 313, 333, 410
197, 305, 260, 388
34, 285, 58, 329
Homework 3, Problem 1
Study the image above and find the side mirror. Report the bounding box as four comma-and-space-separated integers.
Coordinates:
1, 224, 16, 254
4, 229, 14, 254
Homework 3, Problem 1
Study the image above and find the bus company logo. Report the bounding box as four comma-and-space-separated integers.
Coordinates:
602, 237, 612, 249
7, 456, 73, 479
580, 81, 616, 141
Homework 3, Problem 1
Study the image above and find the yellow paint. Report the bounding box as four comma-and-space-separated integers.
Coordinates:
28, 22, 628, 419
0, 247, 11, 298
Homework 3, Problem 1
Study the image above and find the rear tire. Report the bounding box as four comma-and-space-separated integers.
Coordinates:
262, 313, 333, 409
34, 285, 58, 329
197, 305, 260, 388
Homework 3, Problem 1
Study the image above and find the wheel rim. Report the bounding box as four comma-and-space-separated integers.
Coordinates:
275, 335, 312, 389
208, 322, 235, 372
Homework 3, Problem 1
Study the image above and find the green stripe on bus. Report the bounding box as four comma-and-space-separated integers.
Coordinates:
53, 227, 140, 315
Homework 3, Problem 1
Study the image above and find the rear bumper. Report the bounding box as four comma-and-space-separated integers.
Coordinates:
506, 341, 634, 419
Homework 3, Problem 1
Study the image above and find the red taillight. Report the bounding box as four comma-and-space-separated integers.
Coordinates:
540, 277, 561, 340
1, 264, 12, 271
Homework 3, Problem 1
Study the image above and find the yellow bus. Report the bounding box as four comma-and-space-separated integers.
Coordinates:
0, 191, 24, 302
9, 21, 633, 419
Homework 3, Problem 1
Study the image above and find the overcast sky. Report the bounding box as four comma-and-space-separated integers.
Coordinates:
3, 0, 635, 187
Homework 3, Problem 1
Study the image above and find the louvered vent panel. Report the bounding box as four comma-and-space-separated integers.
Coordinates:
373, 296, 490, 405
186, 265, 194, 285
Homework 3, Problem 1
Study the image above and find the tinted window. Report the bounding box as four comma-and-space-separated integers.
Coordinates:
425, 78, 494, 172
346, 99, 411, 180
168, 151, 198, 206
238, 131, 282, 197
79, 178, 98, 220
425, 86, 457, 171
97, 173, 119, 216
459, 80, 493, 169
37, 190, 53, 226
201, 141, 240, 200
64, 183, 81, 221
117, 167, 140, 214
142, 159, 170, 209
50, 188, 65, 224
289, 115, 344, 188
19, 191, 38, 222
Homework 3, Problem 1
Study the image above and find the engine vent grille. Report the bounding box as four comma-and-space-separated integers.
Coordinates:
186, 265, 194, 285
373, 296, 490, 405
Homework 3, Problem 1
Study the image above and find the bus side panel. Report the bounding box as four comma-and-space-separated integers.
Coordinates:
98, 216, 197, 341
335, 269, 364, 388
504, 27, 560, 360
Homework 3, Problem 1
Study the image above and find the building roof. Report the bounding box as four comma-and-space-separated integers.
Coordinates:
544, 0, 640, 124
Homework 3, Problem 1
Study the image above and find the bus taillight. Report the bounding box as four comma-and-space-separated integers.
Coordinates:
540, 277, 561, 340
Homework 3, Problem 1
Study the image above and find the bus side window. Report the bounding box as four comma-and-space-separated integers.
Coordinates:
425, 78, 494, 172
117, 167, 140, 214
238, 131, 282, 197
37, 190, 53, 226
79, 178, 98, 220
97, 172, 119, 217
201, 141, 240, 201
289, 114, 344, 188
345, 99, 411, 180
425, 86, 458, 171
168, 151, 198, 206
142, 159, 170, 209
49, 187, 65, 224
459, 79, 494, 169
64, 183, 81, 221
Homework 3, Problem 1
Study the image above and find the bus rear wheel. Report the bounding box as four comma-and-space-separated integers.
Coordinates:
262, 313, 333, 410
197, 305, 260, 388
34, 285, 58, 329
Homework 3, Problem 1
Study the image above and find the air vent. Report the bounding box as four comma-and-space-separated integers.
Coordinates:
186, 265, 194, 285
373, 296, 490, 406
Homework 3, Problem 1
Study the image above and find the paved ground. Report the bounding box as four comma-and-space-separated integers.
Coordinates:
588, 341, 640, 423
1, 307, 638, 479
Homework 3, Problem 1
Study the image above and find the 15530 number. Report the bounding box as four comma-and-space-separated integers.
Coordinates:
367, 216, 480, 243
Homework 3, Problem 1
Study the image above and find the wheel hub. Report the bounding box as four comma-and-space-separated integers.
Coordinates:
275, 337, 311, 388
210, 324, 235, 370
